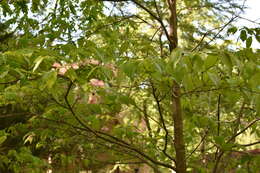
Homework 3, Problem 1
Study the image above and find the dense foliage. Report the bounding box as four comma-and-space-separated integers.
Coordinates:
0, 0, 259, 172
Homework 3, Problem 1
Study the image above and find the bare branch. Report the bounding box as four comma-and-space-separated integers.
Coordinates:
232, 101, 245, 142
217, 94, 221, 136
40, 116, 177, 171
213, 118, 260, 173
60, 81, 177, 171
228, 118, 260, 143
191, 16, 237, 51
186, 130, 209, 159
150, 81, 175, 162
239, 141, 260, 147
131, 0, 171, 46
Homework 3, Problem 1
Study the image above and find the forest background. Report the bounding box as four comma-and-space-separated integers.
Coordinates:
0, 0, 260, 173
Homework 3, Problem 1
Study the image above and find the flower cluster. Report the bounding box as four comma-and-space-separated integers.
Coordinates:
52, 58, 117, 76
52, 59, 118, 104
52, 62, 79, 75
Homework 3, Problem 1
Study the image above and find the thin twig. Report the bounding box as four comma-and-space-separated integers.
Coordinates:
212, 118, 260, 173
191, 16, 237, 52
0, 79, 19, 85
39, 115, 177, 171
131, 0, 171, 46
232, 101, 245, 142
186, 130, 209, 159
217, 94, 221, 136
62, 81, 177, 171
227, 118, 260, 143
238, 141, 260, 147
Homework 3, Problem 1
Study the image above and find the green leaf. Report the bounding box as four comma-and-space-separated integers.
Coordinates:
246, 36, 252, 48
193, 54, 204, 72
249, 73, 260, 88
66, 68, 77, 81
85, 115, 101, 129
255, 95, 260, 114
0, 136, 7, 145
23, 132, 35, 144
207, 72, 220, 86
204, 55, 218, 70
0, 68, 9, 78
173, 65, 186, 83
221, 52, 233, 72
118, 95, 135, 105
86, 104, 102, 114
39, 71, 57, 90
227, 27, 237, 35
154, 61, 163, 74
214, 136, 225, 146
46, 71, 57, 89
240, 30, 247, 42
221, 143, 234, 151
69, 2, 76, 15
33, 56, 45, 72
169, 48, 183, 68
1, 2, 12, 16
121, 61, 139, 79
214, 136, 234, 151
182, 74, 194, 90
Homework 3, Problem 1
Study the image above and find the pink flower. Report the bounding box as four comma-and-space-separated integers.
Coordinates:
90, 78, 105, 87
101, 126, 110, 132
71, 63, 79, 69
52, 62, 61, 68
88, 93, 100, 104
84, 59, 100, 65
58, 67, 67, 75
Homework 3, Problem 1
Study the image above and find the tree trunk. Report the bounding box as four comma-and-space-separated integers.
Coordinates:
167, 0, 187, 172
167, 0, 178, 51
172, 83, 186, 173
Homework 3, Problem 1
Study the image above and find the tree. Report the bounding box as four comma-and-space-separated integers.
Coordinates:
0, 0, 260, 172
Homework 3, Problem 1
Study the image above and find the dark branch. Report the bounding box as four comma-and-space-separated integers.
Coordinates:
62, 80, 176, 171
150, 81, 175, 162
40, 116, 177, 171
213, 118, 260, 173
217, 94, 221, 136
227, 118, 260, 143
186, 130, 209, 159
191, 16, 237, 51
239, 141, 260, 147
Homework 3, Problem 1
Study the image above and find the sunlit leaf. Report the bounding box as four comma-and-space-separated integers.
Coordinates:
33, 56, 45, 72
204, 55, 218, 70
246, 36, 252, 48
240, 30, 247, 41
0, 136, 7, 145
39, 71, 57, 90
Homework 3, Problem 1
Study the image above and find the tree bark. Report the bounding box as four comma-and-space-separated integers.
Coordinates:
167, 0, 187, 172
172, 83, 186, 173
167, 0, 178, 51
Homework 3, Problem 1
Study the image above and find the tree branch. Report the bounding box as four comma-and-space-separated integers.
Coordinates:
232, 101, 245, 142
191, 15, 238, 52
62, 80, 177, 171
227, 118, 260, 143
186, 129, 209, 159
239, 141, 260, 147
213, 118, 260, 173
40, 116, 177, 171
150, 81, 175, 162
217, 94, 221, 136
